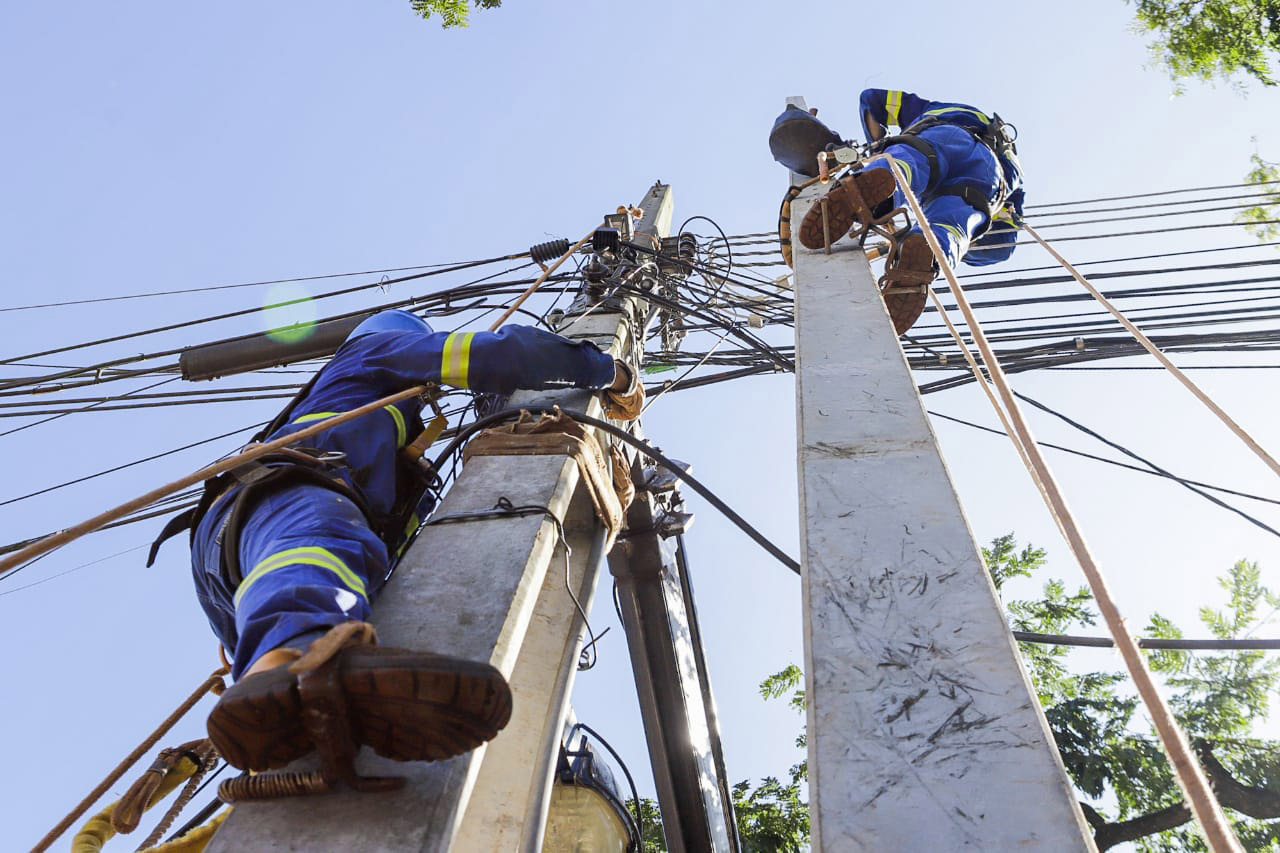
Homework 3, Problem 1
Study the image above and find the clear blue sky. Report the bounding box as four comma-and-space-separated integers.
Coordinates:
3, 1, 1279, 848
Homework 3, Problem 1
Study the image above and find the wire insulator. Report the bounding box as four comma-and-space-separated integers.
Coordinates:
530, 238, 571, 265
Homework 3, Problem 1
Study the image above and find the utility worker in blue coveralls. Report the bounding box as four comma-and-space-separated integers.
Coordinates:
770, 89, 1026, 334
149, 309, 642, 780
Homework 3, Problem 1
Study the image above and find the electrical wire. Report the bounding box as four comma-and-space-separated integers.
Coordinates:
428, 407, 800, 574
0, 254, 528, 313
0, 422, 264, 507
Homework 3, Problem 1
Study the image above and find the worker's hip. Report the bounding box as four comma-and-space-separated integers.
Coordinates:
192, 482, 391, 625
899, 124, 1002, 202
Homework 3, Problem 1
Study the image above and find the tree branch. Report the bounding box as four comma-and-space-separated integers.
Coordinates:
1083, 800, 1191, 851
1196, 741, 1280, 819
1079, 742, 1280, 850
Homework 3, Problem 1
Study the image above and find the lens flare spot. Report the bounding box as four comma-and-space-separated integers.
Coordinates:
262, 283, 318, 344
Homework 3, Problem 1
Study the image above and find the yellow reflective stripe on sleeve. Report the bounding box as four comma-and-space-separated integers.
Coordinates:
383, 404, 406, 447
234, 546, 367, 607
886, 90, 902, 127
923, 106, 990, 124
441, 332, 475, 389
292, 411, 342, 425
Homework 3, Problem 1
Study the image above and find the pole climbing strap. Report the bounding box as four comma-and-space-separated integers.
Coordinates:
72, 739, 219, 853
462, 407, 634, 549
777, 175, 824, 268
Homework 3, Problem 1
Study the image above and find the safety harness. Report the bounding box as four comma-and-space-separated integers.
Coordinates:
870, 112, 1019, 232
147, 360, 445, 590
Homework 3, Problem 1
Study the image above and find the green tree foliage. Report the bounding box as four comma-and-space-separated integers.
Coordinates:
633, 538, 1278, 849
634, 663, 810, 852
673, 537, 1279, 852
1235, 151, 1280, 241
986, 534, 1280, 850
1128, 0, 1280, 90
409, 0, 501, 28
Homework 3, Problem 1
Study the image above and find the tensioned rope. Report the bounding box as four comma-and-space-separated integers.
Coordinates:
0, 386, 427, 576
31, 667, 229, 853
1022, 223, 1280, 480
871, 153, 1244, 853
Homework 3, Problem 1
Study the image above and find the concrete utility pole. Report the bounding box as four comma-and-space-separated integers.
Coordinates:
210, 183, 734, 852
610, 460, 739, 852
787, 97, 1095, 851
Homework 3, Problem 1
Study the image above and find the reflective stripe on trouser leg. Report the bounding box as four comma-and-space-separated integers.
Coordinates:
866, 143, 931, 205
917, 194, 989, 268
192, 482, 390, 679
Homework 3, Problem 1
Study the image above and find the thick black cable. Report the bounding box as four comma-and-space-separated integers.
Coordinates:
1010, 392, 1280, 539
1023, 178, 1280, 210
429, 407, 800, 574
566, 723, 646, 852
1013, 632, 1279, 650
926, 410, 1280, 506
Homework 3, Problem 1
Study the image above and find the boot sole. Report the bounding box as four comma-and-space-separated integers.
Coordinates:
883, 233, 934, 335
798, 170, 896, 250
208, 648, 513, 771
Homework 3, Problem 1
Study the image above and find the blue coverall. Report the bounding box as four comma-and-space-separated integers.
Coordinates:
191, 318, 617, 678
858, 89, 1026, 268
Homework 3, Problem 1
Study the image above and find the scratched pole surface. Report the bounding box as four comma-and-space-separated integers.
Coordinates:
789, 160, 1094, 849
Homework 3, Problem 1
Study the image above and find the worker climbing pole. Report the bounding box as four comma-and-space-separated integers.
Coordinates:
201, 182, 740, 852
778, 95, 1095, 851
23, 182, 750, 852
778, 92, 1252, 851
771, 88, 1024, 335
21, 84, 1278, 852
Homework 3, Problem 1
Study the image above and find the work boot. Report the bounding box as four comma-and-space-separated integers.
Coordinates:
768, 105, 842, 178
207, 622, 513, 773
798, 169, 897, 250
880, 231, 937, 335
